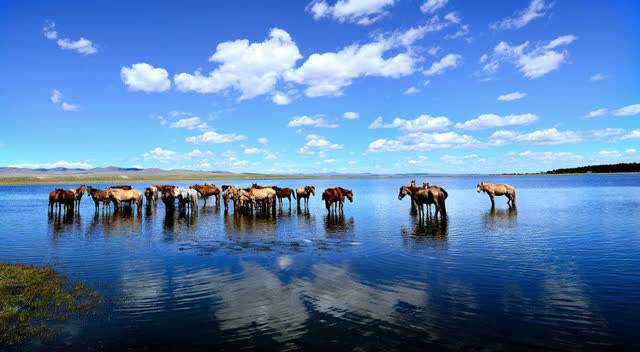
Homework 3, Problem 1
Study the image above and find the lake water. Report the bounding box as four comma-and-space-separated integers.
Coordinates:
1, 175, 639, 351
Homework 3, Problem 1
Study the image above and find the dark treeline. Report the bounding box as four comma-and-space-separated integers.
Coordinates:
546, 163, 640, 174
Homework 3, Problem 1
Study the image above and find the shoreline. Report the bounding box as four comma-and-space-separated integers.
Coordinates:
0, 172, 638, 185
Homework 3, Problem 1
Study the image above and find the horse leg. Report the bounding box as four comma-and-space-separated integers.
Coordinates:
489, 194, 495, 208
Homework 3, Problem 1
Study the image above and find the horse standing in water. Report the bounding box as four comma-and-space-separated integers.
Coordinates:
108, 188, 143, 213
295, 186, 315, 211
273, 186, 296, 210
71, 184, 85, 209
48, 189, 75, 213
144, 186, 158, 205
322, 187, 353, 214
398, 185, 447, 220
190, 184, 220, 207
476, 182, 516, 208
109, 185, 132, 190
87, 186, 111, 211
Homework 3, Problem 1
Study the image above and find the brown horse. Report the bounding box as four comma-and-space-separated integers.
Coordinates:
48, 189, 64, 213
144, 186, 158, 205
398, 185, 446, 220
87, 185, 111, 211
477, 182, 516, 208
273, 186, 296, 209
71, 184, 85, 208
322, 187, 353, 213
161, 188, 176, 209
109, 185, 132, 190
295, 185, 315, 211
48, 189, 75, 213
108, 188, 143, 212
154, 185, 176, 193
190, 183, 220, 207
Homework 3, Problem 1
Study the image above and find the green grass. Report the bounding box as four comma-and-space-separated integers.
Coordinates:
0, 263, 99, 346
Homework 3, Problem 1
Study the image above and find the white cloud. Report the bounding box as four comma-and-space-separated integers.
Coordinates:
9, 160, 92, 169
174, 28, 301, 101
169, 117, 208, 130
586, 108, 609, 118
370, 114, 451, 131
50, 89, 62, 103
186, 131, 246, 144
368, 131, 480, 152
490, 0, 549, 30
512, 150, 583, 161
428, 46, 441, 56
143, 147, 213, 162
441, 154, 481, 165
244, 147, 277, 160
323, 158, 337, 164
299, 134, 344, 155
456, 113, 538, 130
423, 53, 462, 76
591, 128, 626, 138
497, 91, 527, 101
43, 21, 97, 55
620, 129, 640, 140
445, 24, 470, 40
614, 104, 640, 116
590, 73, 606, 81
307, 0, 395, 25
61, 102, 79, 112
121, 63, 171, 92
420, 0, 448, 14
481, 35, 575, 79
404, 87, 420, 95
586, 104, 640, 118
444, 12, 460, 24
258, 137, 269, 144
272, 91, 292, 105
490, 128, 582, 145
626, 148, 637, 153
288, 115, 339, 128
343, 111, 359, 120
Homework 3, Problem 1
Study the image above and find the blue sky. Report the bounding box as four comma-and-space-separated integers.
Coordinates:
1, 0, 638, 174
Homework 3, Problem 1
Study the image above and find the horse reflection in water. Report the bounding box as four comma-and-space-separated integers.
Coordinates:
88, 207, 142, 237
48, 210, 81, 237
401, 216, 449, 249
324, 213, 354, 236
162, 206, 198, 232
223, 212, 277, 240
483, 205, 518, 228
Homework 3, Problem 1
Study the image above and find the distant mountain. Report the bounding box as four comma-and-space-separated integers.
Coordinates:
546, 163, 640, 174
0, 166, 232, 177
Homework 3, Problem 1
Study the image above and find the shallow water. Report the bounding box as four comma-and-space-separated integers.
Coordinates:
1, 175, 639, 351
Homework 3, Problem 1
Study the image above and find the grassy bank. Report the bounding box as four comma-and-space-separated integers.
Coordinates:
0, 263, 99, 345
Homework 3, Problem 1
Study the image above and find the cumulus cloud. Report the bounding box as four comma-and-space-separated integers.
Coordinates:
441, 154, 482, 165
404, 87, 420, 95
143, 147, 213, 162
423, 53, 462, 76
43, 21, 97, 55
490, 0, 549, 30
590, 73, 606, 81
307, 0, 395, 25
343, 111, 359, 120
121, 63, 171, 92
490, 128, 582, 145
586, 104, 640, 118
455, 113, 538, 130
50, 89, 62, 104
497, 91, 527, 101
186, 131, 246, 144
174, 28, 301, 100
61, 102, 79, 112
244, 147, 277, 160
368, 131, 480, 152
258, 137, 269, 144
299, 134, 344, 155
369, 114, 451, 131
288, 115, 339, 128
272, 91, 292, 105
481, 35, 576, 79
169, 116, 209, 130
50, 89, 79, 112
620, 129, 640, 140
511, 150, 583, 161
420, 0, 448, 14
9, 160, 92, 169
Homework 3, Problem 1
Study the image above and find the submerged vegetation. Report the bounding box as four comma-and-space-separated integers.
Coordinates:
0, 263, 99, 345
546, 162, 640, 174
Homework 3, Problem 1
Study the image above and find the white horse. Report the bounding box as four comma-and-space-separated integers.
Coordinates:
175, 187, 198, 210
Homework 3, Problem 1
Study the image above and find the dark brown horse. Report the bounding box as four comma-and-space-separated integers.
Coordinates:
190, 183, 220, 207
109, 185, 132, 190
48, 189, 75, 213
322, 187, 353, 213
72, 184, 85, 208
144, 186, 158, 205
87, 185, 111, 211
161, 188, 176, 209
154, 185, 176, 193
273, 186, 296, 209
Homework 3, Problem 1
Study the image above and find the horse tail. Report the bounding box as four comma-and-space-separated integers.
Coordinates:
321, 192, 327, 201
439, 193, 447, 214
442, 188, 448, 199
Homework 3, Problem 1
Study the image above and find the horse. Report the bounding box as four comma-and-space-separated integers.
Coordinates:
190, 183, 220, 207
222, 186, 237, 211
48, 189, 75, 213
273, 186, 296, 209
71, 184, 85, 208
175, 187, 198, 210
477, 182, 516, 208
107, 188, 143, 212
154, 185, 176, 193
48, 188, 65, 213
322, 187, 353, 213
144, 186, 158, 205
87, 185, 111, 211
248, 186, 277, 214
161, 188, 176, 209
109, 185, 132, 190
423, 182, 448, 214
295, 185, 315, 211
398, 185, 446, 220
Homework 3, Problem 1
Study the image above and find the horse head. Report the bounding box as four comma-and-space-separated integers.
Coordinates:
344, 189, 353, 203
476, 182, 484, 193
306, 186, 315, 196
398, 185, 411, 200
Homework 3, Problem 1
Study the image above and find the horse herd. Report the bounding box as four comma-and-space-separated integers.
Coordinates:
47, 181, 517, 220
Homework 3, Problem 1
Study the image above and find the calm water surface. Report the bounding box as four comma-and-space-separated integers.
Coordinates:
1, 175, 639, 351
